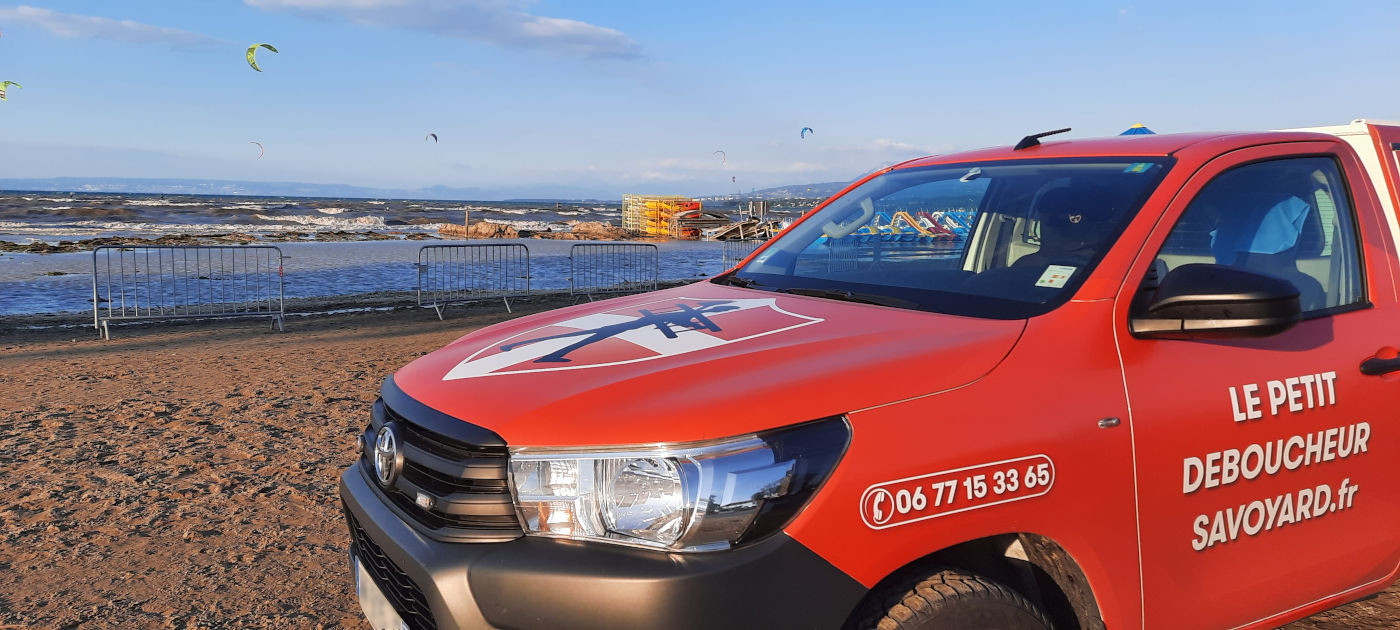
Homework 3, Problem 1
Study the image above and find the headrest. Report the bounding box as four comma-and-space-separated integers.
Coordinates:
1035, 187, 1111, 253
1210, 194, 1312, 265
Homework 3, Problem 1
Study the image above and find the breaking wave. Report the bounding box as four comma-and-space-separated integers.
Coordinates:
253, 214, 388, 229
125, 200, 212, 207
220, 203, 296, 212
0, 216, 424, 237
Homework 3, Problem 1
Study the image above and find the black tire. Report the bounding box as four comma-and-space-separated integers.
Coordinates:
849, 567, 1054, 630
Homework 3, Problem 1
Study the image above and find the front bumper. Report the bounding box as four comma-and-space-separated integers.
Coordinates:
341, 465, 867, 630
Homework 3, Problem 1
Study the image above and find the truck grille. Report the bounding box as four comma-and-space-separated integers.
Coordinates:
362, 397, 524, 542
345, 507, 437, 630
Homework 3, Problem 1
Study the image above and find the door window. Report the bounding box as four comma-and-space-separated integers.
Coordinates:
1150, 157, 1364, 313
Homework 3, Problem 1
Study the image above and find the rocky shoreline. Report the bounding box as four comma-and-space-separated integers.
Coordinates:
0, 230, 435, 254
441, 220, 640, 241
0, 221, 649, 254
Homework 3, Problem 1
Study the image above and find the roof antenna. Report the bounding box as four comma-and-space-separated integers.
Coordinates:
1014, 127, 1072, 151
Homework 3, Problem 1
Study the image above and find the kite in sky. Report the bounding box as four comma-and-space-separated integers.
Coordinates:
246, 43, 278, 72
425, 133, 438, 143
800, 126, 814, 139
0, 81, 19, 101
713, 150, 726, 165
249, 141, 265, 158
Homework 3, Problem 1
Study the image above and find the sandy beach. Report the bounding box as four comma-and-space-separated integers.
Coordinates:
0, 295, 1396, 629
0, 295, 575, 628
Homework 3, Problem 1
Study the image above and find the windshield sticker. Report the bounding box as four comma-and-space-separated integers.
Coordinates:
860, 455, 1055, 530
441, 297, 824, 380
1034, 265, 1077, 288
1124, 162, 1154, 173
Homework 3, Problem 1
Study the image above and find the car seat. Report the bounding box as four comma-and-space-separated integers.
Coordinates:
1013, 187, 1113, 269
1214, 189, 1326, 311
959, 186, 1115, 302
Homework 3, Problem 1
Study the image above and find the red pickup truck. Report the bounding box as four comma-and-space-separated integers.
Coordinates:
341, 119, 1400, 630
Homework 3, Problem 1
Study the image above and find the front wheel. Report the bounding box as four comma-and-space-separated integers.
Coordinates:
850, 567, 1054, 630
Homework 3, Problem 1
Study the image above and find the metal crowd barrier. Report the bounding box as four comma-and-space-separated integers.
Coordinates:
416, 243, 530, 318
569, 243, 658, 300
826, 237, 859, 272
92, 245, 285, 339
722, 238, 767, 269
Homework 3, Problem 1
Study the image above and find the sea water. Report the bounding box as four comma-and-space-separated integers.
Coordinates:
0, 192, 758, 315
0, 192, 622, 240
0, 239, 729, 315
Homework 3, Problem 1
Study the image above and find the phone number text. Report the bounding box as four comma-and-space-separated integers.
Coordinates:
860, 455, 1056, 530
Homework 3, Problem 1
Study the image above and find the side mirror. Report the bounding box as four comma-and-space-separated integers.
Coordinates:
1130, 263, 1301, 338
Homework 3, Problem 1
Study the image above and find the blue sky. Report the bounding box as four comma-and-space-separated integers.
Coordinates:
2, 1, 1399, 198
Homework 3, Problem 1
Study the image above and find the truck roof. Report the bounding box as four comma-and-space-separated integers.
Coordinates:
896, 130, 1339, 169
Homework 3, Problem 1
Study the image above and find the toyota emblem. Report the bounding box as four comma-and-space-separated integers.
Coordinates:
373, 424, 404, 489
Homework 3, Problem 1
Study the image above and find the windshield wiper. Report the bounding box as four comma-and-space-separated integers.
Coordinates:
776, 287, 918, 309
720, 274, 764, 288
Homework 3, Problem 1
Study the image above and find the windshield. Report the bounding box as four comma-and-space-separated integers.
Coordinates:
721, 158, 1172, 319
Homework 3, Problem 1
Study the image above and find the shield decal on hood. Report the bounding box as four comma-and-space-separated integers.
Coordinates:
442, 297, 824, 380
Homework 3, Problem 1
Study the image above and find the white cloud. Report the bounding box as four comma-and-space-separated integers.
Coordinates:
252, 0, 410, 7
531, 135, 957, 195
639, 170, 680, 181
0, 5, 225, 47
244, 0, 641, 59
655, 157, 721, 170
866, 138, 929, 153
774, 161, 824, 174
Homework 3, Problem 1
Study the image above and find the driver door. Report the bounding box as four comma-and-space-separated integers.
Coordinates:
1115, 142, 1400, 629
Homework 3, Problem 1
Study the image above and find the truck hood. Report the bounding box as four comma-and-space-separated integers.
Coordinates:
394, 282, 1025, 446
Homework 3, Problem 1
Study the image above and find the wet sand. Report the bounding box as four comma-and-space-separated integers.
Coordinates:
0, 297, 1396, 628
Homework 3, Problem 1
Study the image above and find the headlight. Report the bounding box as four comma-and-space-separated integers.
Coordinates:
508, 417, 849, 552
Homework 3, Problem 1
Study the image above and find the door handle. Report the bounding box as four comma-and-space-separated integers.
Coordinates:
1361, 356, 1400, 375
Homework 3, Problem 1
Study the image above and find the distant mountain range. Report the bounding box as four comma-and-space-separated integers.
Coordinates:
0, 177, 849, 203
698, 181, 848, 203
